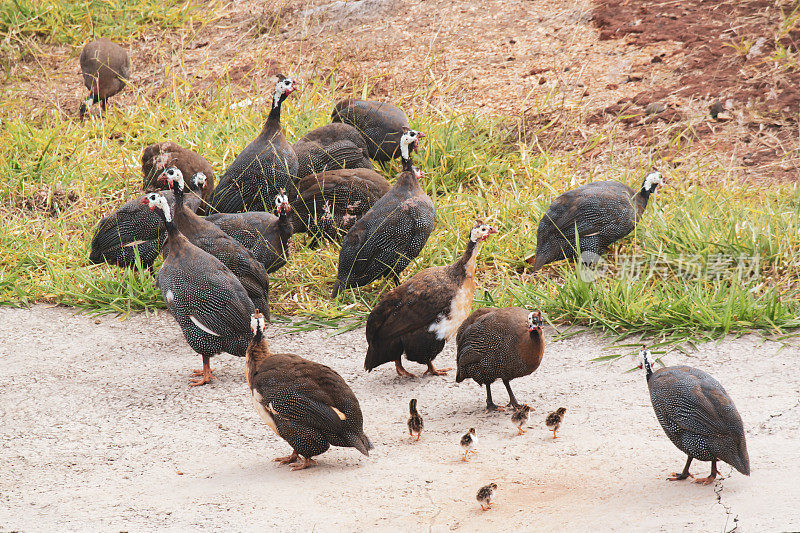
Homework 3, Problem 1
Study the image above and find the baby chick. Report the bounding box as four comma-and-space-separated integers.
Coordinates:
460, 428, 478, 461
407, 398, 423, 441
511, 404, 531, 435
546, 407, 567, 438
476, 483, 497, 511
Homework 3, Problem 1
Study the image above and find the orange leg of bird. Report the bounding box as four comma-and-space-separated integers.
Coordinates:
423, 361, 453, 376
462, 450, 470, 462
289, 457, 317, 471
395, 360, 416, 378
480, 504, 489, 511
517, 426, 526, 435
693, 476, 718, 485
552, 428, 559, 439
189, 356, 214, 386
415, 433, 421, 441
274, 451, 300, 465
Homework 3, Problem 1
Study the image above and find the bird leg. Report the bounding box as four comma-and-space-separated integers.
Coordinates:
480, 504, 490, 511
289, 457, 317, 471
693, 459, 719, 485
415, 433, 421, 441
395, 360, 416, 378
485, 384, 505, 412
462, 450, 477, 462
274, 451, 300, 465
517, 426, 526, 435
552, 428, 559, 439
502, 379, 521, 409
668, 456, 694, 481
189, 355, 214, 386
423, 361, 452, 376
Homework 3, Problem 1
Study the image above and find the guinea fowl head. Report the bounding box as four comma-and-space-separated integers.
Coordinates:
191, 172, 207, 191
555, 407, 567, 416
527, 311, 544, 333
637, 348, 655, 376
274, 191, 291, 214
273, 76, 299, 108
158, 166, 185, 192
250, 309, 266, 336
399, 129, 424, 161
469, 220, 498, 243
409, 398, 418, 412
468, 427, 476, 436
141, 192, 172, 222
642, 171, 663, 194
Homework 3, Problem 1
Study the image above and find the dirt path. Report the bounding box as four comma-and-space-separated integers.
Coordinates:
1, 305, 797, 531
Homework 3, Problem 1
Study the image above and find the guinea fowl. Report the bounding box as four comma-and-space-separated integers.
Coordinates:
407, 398, 423, 441
206, 193, 294, 273
246, 310, 373, 470
511, 404, 531, 435
331, 99, 409, 161
79, 38, 130, 118
160, 167, 270, 318
293, 122, 373, 179
89, 181, 203, 270
208, 77, 299, 214
545, 407, 567, 439
144, 193, 254, 385
456, 309, 545, 412
638, 348, 750, 485
290, 168, 391, 247
365, 221, 497, 378
476, 483, 497, 511
141, 141, 215, 207
460, 428, 478, 461
528, 171, 663, 270
332, 129, 432, 296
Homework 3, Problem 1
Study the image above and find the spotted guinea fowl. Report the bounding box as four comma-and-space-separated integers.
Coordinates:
141, 141, 215, 208
206, 193, 293, 273
460, 428, 477, 461
145, 193, 254, 385
246, 310, 373, 470
293, 122, 373, 179
89, 182, 204, 270
638, 348, 750, 485
528, 171, 663, 270
208, 77, 299, 213
160, 167, 270, 319
332, 130, 432, 296
545, 407, 566, 439
290, 168, 391, 247
365, 222, 497, 378
456, 309, 545, 412
79, 38, 130, 118
331, 99, 409, 161
476, 483, 497, 511
511, 404, 531, 435
407, 398, 423, 441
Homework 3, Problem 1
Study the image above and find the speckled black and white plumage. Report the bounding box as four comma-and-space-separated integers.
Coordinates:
456, 308, 545, 411
289, 168, 391, 246
246, 312, 373, 469
476, 483, 496, 510
530, 172, 663, 270
206, 194, 293, 273
141, 141, 215, 208
89, 189, 202, 269
545, 407, 566, 438
208, 78, 298, 214
293, 123, 373, 179
147, 194, 254, 384
407, 398, 423, 440
640, 350, 750, 482
331, 99, 409, 161
79, 38, 129, 118
332, 131, 433, 295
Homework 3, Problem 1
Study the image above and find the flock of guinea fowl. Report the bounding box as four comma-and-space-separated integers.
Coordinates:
78, 38, 750, 508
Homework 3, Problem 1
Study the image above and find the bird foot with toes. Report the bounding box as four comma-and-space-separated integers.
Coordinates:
423, 364, 452, 376
274, 452, 300, 465
667, 472, 694, 481
693, 476, 718, 485
289, 457, 317, 471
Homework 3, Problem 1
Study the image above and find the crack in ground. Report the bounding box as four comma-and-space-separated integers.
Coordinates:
714, 472, 739, 533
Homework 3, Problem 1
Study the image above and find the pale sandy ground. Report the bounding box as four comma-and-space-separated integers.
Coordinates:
1, 305, 798, 532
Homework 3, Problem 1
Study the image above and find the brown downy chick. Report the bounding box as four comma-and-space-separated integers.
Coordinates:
460, 428, 478, 462
511, 404, 531, 435
546, 407, 567, 438
407, 398, 423, 441
476, 483, 497, 511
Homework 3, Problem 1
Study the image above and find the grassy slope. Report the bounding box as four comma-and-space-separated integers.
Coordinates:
1, 1, 799, 351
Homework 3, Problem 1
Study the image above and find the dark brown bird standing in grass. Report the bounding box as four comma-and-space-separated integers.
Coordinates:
293, 122, 373, 179
246, 310, 373, 470
460, 428, 477, 461
79, 38, 130, 118
141, 141, 215, 208
407, 399, 423, 441
364, 221, 497, 378
331, 99, 409, 161
511, 404, 531, 435
638, 348, 750, 485
476, 483, 497, 511
545, 407, 567, 439
456, 309, 545, 412
528, 171, 663, 270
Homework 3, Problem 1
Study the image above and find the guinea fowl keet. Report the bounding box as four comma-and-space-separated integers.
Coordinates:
79, 38, 130, 118
332, 129, 433, 296
511, 404, 531, 435
293, 122, 373, 179
456, 309, 545, 412
545, 407, 566, 439
208, 77, 299, 213
460, 428, 477, 462
365, 221, 497, 378
638, 349, 750, 485
476, 483, 497, 511
145, 193, 254, 386
246, 310, 373, 470
141, 141, 215, 209
160, 167, 270, 319
289, 168, 391, 247
331, 99, 410, 161
528, 171, 663, 270
407, 398, 423, 441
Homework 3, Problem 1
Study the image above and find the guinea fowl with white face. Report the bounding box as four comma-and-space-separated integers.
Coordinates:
293, 122, 373, 179
331, 99, 410, 161
145, 193, 254, 386
365, 221, 497, 378
79, 38, 130, 118
332, 129, 433, 296
246, 310, 373, 470
528, 171, 663, 270
456, 308, 545, 412
638, 348, 750, 485
208, 77, 299, 213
